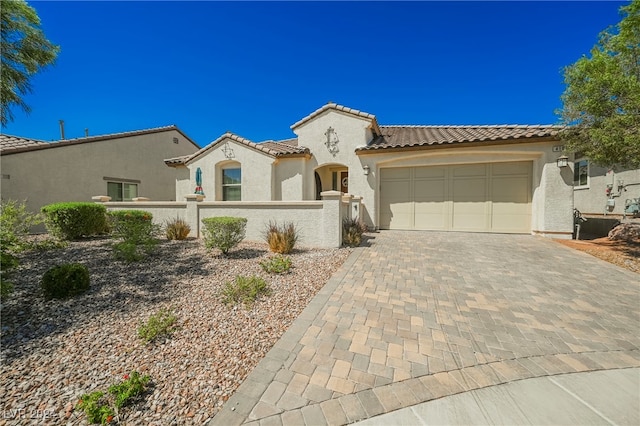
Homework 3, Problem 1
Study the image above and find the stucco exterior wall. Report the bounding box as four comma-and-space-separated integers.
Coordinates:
1, 130, 198, 217
181, 137, 275, 202
573, 164, 640, 216
293, 110, 378, 221
273, 157, 306, 200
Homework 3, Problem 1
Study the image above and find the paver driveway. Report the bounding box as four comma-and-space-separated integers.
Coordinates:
212, 231, 640, 425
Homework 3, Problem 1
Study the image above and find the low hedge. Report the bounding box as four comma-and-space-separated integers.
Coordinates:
41, 202, 108, 240
202, 216, 247, 254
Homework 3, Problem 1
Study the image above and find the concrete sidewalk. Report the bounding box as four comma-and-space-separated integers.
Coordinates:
355, 368, 640, 425
211, 231, 640, 426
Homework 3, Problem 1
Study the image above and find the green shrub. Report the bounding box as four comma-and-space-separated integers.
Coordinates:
108, 210, 159, 262
137, 308, 177, 343
342, 217, 368, 247
165, 217, 191, 240
259, 254, 292, 274
202, 216, 247, 254
221, 275, 270, 308
264, 221, 298, 254
41, 202, 108, 240
41, 263, 90, 300
77, 371, 150, 424
76, 391, 114, 425
108, 371, 151, 408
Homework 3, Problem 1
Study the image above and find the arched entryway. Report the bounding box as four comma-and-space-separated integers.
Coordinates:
314, 163, 348, 200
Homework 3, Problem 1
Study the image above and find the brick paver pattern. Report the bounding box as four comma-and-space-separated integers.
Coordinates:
211, 231, 640, 425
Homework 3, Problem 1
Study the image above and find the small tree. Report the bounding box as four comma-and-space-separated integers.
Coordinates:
557, 0, 640, 168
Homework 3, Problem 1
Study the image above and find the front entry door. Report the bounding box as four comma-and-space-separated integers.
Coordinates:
340, 171, 349, 193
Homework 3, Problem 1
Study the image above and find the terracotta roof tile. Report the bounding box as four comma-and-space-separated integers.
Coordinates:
357, 125, 561, 151
169, 132, 309, 166
290, 102, 381, 134
0, 134, 48, 152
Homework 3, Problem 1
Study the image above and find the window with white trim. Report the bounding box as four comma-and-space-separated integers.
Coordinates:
107, 182, 138, 201
222, 168, 241, 201
573, 159, 589, 188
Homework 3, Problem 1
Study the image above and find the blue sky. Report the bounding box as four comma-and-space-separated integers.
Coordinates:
2, 1, 627, 147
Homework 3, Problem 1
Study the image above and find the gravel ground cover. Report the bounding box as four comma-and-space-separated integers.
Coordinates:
0, 237, 351, 425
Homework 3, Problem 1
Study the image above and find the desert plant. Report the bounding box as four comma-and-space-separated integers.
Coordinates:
137, 309, 177, 343
221, 275, 270, 308
108, 371, 151, 408
76, 391, 114, 425
41, 263, 90, 300
201, 216, 247, 254
77, 371, 150, 424
41, 202, 108, 240
108, 210, 159, 262
264, 221, 298, 254
259, 254, 292, 274
165, 217, 191, 240
342, 217, 367, 247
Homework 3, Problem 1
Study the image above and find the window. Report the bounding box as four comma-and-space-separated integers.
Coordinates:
222, 168, 241, 201
573, 160, 589, 187
107, 182, 138, 201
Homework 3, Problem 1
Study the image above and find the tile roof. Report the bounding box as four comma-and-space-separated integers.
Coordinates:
1, 125, 199, 155
290, 102, 382, 134
165, 133, 309, 166
356, 125, 562, 152
0, 134, 48, 152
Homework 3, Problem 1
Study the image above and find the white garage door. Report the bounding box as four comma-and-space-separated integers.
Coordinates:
380, 162, 532, 233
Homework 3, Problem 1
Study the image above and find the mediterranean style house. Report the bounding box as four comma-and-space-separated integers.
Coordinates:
0, 126, 200, 218
165, 103, 575, 238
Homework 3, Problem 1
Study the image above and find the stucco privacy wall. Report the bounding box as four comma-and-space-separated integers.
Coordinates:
100, 191, 353, 248
574, 165, 640, 216
1, 130, 198, 217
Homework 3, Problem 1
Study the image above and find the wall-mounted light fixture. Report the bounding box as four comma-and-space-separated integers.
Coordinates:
556, 155, 569, 168
363, 165, 370, 175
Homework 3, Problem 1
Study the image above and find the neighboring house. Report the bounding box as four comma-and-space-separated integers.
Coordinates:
166, 103, 575, 238
572, 156, 640, 217
1, 126, 200, 217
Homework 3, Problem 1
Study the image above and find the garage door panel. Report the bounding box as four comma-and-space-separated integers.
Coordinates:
380, 162, 531, 233
414, 166, 446, 179
453, 164, 487, 177
452, 202, 489, 231
492, 176, 529, 203
453, 178, 486, 202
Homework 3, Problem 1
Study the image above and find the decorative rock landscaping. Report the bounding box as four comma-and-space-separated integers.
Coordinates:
0, 238, 351, 425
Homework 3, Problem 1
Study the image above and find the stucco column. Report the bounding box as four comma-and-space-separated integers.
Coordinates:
321, 190, 343, 248
184, 194, 204, 238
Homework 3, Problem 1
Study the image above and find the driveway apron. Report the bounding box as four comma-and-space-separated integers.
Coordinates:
211, 231, 640, 425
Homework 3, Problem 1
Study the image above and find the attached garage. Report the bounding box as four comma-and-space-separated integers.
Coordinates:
379, 161, 532, 233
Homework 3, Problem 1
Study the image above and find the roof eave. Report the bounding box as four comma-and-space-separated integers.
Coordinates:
355, 135, 561, 155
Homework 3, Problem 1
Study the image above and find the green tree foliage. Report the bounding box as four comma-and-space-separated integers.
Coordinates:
1, 0, 60, 126
558, 0, 640, 168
